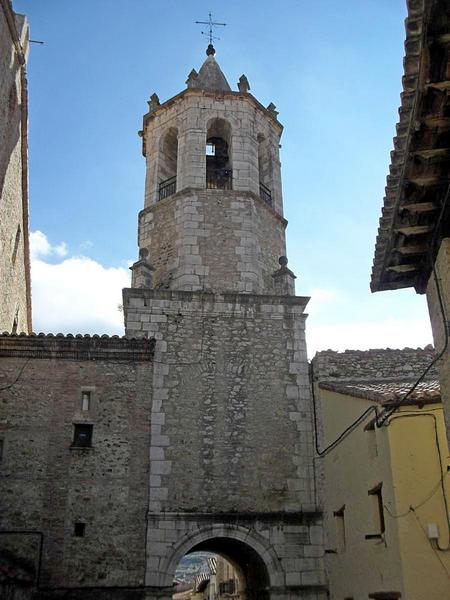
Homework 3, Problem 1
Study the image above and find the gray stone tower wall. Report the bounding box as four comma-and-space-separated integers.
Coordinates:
138, 90, 287, 296
0, 6, 32, 334
124, 53, 326, 599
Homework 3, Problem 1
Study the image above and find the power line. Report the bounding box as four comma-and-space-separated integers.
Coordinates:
0, 358, 30, 391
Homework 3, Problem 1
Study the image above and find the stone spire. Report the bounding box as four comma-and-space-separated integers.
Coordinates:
189, 45, 231, 92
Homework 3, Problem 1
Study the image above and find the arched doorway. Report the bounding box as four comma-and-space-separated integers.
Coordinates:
164, 526, 281, 600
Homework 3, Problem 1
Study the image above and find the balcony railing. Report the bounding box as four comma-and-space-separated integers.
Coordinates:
259, 182, 272, 207
206, 168, 232, 190
158, 176, 176, 201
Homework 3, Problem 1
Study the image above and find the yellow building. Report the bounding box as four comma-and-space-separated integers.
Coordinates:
313, 348, 450, 600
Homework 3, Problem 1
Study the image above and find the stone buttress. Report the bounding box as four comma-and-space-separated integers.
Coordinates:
123, 45, 326, 600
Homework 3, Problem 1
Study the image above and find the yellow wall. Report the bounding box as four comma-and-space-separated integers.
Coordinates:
387, 406, 450, 599
426, 237, 450, 448
320, 387, 450, 599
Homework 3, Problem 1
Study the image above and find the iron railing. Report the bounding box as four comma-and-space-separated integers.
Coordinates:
206, 168, 232, 190
259, 182, 272, 207
158, 176, 176, 201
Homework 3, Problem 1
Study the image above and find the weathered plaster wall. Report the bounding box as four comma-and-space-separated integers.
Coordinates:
0, 6, 31, 334
0, 335, 153, 590
426, 237, 450, 445
138, 189, 287, 294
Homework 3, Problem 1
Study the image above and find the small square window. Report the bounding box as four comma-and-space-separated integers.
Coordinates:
72, 424, 93, 448
73, 522, 86, 537
206, 143, 215, 156
81, 391, 91, 411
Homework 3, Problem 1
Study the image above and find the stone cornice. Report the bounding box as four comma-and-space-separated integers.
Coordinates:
123, 288, 310, 310
139, 187, 288, 228
0, 333, 154, 361
144, 88, 283, 130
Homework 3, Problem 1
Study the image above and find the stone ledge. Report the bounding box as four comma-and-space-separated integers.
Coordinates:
0, 334, 155, 361
138, 187, 288, 227
123, 288, 309, 309
147, 510, 323, 524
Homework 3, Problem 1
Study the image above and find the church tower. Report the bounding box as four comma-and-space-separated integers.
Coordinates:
123, 46, 326, 600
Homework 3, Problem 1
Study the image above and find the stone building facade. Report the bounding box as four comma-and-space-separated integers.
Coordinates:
0, 45, 325, 600
0, 334, 153, 597
124, 46, 326, 599
0, 0, 32, 334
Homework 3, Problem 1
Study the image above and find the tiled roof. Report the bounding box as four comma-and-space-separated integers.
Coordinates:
319, 379, 440, 404
371, 0, 450, 292
313, 346, 440, 404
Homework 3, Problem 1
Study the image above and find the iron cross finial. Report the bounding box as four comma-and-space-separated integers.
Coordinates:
195, 12, 227, 51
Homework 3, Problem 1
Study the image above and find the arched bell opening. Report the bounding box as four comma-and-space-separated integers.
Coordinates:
172, 537, 271, 600
158, 127, 178, 201
206, 118, 232, 190
257, 134, 273, 207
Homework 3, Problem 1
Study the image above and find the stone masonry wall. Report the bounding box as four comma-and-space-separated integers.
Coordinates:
138, 189, 288, 295
0, 335, 153, 591
0, 7, 31, 334
313, 346, 437, 382
123, 288, 326, 598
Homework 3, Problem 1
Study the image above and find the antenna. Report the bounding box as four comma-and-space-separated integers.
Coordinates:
195, 12, 226, 46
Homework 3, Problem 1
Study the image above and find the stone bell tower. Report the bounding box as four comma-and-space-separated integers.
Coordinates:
123, 46, 326, 600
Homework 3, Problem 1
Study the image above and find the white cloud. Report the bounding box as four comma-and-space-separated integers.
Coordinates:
30, 230, 68, 259
30, 231, 130, 335
303, 287, 340, 316
306, 318, 433, 358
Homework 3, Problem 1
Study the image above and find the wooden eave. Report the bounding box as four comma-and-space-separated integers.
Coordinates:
371, 0, 450, 294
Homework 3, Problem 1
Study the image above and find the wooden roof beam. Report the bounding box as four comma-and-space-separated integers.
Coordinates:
394, 224, 434, 236
387, 264, 421, 274
395, 243, 428, 255
413, 148, 450, 160
400, 201, 437, 213
425, 81, 450, 92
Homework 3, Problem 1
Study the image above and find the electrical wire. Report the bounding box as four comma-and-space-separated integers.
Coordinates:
310, 359, 380, 457
377, 192, 449, 427
311, 183, 450, 455
0, 358, 30, 391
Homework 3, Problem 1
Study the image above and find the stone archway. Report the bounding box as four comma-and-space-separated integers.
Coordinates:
162, 524, 285, 599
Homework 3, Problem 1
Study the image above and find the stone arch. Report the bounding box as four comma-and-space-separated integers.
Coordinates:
157, 127, 178, 200
163, 524, 284, 598
205, 117, 233, 190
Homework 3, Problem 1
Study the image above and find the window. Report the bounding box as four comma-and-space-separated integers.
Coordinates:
368, 593, 401, 599
366, 484, 385, 539
333, 505, 346, 551
81, 391, 91, 411
72, 424, 93, 448
0, 439, 3, 462
73, 522, 86, 537
206, 118, 232, 190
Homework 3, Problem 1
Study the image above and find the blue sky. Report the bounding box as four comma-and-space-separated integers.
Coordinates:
14, 0, 433, 353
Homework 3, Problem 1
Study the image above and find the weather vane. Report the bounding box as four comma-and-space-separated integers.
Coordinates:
195, 12, 226, 47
